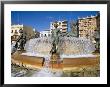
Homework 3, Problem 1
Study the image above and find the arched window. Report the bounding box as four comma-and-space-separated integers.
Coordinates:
11, 30, 13, 33
11, 36, 13, 39
45, 34, 46, 37
15, 30, 18, 34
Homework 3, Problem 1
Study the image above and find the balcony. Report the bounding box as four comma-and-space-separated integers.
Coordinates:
62, 25, 67, 27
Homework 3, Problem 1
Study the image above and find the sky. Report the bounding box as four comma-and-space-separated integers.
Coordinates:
11, 11, 99, 32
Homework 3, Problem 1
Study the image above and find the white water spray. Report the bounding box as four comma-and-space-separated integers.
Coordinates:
32, 57, 62, 77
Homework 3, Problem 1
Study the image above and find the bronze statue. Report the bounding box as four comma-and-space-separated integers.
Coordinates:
11, 29, 26, 54
17, 29, 26, 51
50, 21, 61, 54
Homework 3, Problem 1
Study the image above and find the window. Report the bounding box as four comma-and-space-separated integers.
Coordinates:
45, 34, 46, 37
63, 28, 66, 30
11, 30, 13, 33
19, 29, 23, 33
15, 30, 18, 34
88, 18, 91, 21
11, 36, 13, 39
59, 22, 61, 25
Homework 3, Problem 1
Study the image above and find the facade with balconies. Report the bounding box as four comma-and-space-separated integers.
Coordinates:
77, 14, 100, 51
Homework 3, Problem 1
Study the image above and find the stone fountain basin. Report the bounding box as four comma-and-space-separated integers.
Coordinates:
11, 51, 99, 70
63, 57, 99, 67
11, 51, 44, 69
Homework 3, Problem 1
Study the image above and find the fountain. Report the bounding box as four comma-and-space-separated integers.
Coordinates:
22, 21, 96, 59
20, 21, 97, 77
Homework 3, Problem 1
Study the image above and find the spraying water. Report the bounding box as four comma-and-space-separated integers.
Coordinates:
32, 57, 62, 77
22, 36, 96, 58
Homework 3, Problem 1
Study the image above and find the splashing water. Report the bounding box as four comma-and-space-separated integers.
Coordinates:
22, 36, 96, 58
32, 57, 62, 77
23, 37, 52, 57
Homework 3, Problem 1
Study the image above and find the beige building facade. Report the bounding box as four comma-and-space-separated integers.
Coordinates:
78, 15, 100, 43
11, 24, 35, 43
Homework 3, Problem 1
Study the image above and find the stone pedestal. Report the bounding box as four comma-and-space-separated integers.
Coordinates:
51, 53, 60, 63
50, 53, 62, 69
